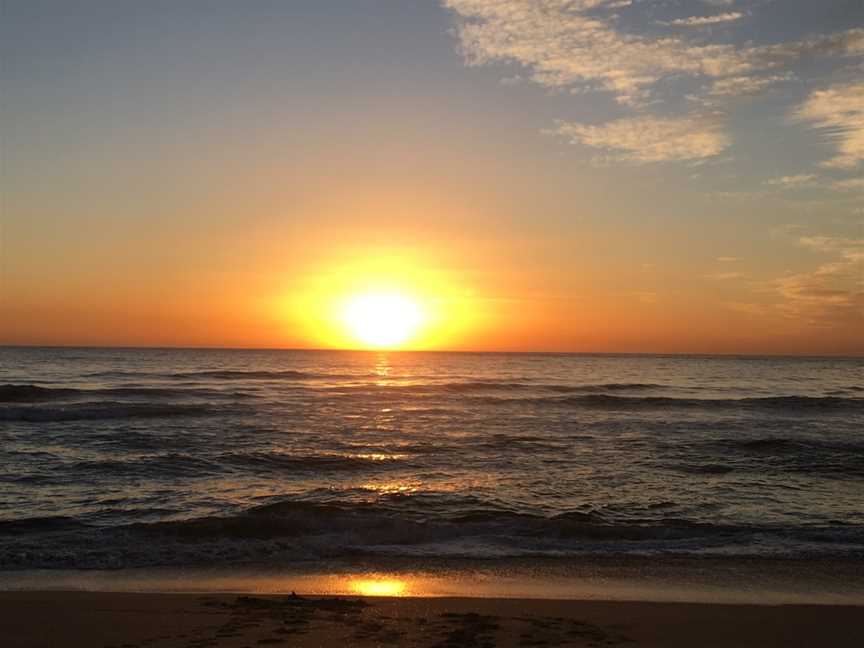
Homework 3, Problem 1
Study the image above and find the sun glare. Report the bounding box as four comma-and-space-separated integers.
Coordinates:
341, 292, 424, 348
285, 251, 475, 349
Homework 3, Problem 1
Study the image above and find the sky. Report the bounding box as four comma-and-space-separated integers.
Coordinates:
1, 0, 862, 354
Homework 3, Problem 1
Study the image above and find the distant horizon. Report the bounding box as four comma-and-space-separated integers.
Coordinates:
3, 343, 862, 360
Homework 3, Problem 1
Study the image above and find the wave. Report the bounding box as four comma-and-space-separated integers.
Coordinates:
665, 436, 864, 479
172, 369, 320, 380
734, 439, 862, 479
0, 384, 78, 402
505, 394, 864, 412
705, 437, 864, 458
85, 369, 333, 380
11, 452, 405, 484
0, 401, 246, 422
434, 381, 663, 393
0, 516, 87, 535
317, 381, 665, 395
0, 383, 254, 403
3, 497, 862, 569
124, 499, 864, 547
59, 455, 221, 479
217, 451, 405, 473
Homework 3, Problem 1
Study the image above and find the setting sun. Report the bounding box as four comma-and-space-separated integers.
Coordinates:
341, 292, 424, 348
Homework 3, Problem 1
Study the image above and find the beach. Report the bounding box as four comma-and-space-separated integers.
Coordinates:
5, 590, 863, 648
4, 556, 863, 647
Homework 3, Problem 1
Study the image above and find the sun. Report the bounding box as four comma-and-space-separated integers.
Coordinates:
340, 292, 425, 348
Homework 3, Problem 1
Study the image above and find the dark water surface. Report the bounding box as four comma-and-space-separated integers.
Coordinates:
1, 347, 862, 570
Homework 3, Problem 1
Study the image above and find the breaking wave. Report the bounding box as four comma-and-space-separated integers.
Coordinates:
2, 496, 862, 569
508, 394, 864, 412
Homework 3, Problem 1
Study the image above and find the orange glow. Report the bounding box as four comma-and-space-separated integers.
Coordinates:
285, 250, 476, 350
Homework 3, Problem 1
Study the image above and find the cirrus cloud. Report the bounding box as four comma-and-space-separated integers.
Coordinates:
443, 0, 758, 106
444, 1, 863, 106
771, 235, 864, 327
555, 114, 729, 162
794, 82, 864, 170
443, 1, 864, 172
662, 12, 744, 27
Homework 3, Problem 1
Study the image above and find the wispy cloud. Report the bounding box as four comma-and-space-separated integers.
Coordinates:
708, 73, 793, 97
555, 114, 729, 162
443, 1, 864, 170
764, 174, 817, 188
799, 236, 864, 252
832, 178, 864, 192
717, 256, 739, 262
444, 0, 757, 107
794, 82, 864, 170
662, 12, 744, 27
444, 2, 862, 105
772, 235, 864, 327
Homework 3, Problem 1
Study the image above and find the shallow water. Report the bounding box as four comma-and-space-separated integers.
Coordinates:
1, 347, 862, 570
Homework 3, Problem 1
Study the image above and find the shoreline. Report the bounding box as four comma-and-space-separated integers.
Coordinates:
4, 591, 863, 647
3, 555, 863, 606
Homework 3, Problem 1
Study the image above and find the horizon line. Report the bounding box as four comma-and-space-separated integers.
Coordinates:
1, 343, 861, 360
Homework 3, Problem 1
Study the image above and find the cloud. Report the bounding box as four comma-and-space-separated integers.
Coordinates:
717, 256, 739, 262
663, 12, 744, 27
799, 235, 864, 252
555, 115, 729, 162
443, 0, 757, 106
832, 177, 864, 191
708, 73, 792, 97
767, 28, 864, 60
773, 235, 864, 327
443, 2, 864, 172
793, 82, 864, 169
763, 173, 864, 194
764, 174, 817, 188
444, 2, 863, 106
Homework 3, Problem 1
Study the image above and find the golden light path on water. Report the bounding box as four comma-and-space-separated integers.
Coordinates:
349, 577, 408, 597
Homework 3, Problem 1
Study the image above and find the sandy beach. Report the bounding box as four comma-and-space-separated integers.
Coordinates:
3, 591, 862, 648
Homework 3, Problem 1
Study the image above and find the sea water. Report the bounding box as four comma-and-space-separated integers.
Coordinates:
1, 347, 862, 571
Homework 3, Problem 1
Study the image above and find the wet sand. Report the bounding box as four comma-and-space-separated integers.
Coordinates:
3, 591, 862, 648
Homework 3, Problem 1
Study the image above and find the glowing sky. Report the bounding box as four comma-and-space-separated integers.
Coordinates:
1, 1, 862, 354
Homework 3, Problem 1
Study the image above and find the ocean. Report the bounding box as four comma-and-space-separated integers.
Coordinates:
1, 347, 862, 572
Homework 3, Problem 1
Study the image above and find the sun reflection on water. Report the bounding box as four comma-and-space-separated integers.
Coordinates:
349, 577, 408, 597
352, 453, 406, 462
360, 481, 420, 496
